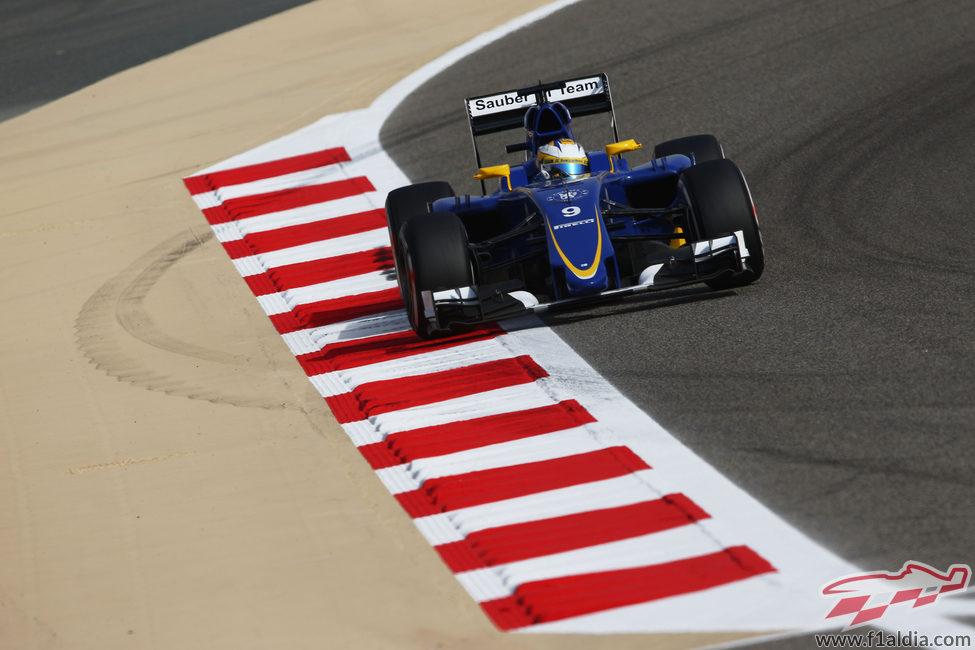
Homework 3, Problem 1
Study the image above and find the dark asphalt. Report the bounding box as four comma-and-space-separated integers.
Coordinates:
0, 0, 315, 121
380, 0, 975, 591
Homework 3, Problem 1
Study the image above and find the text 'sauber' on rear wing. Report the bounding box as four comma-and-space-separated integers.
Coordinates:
465, 73, 615, 136
464, 73, 619, 180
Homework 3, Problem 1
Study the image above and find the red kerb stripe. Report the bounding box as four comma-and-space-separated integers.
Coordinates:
242, 274, 278, 297
325, 355, 548, 424
226, 209, 388, 258
297, 323, 502, 375
240, 249, 392, 297
266, 248, 392, 293
184, 147, 351, 194
436, 494, 710, 573
268, 288, 402, 334
481, 545, 776, 630
202, 177, 374, 224
221, 239, 253, 259
358, 400, 595, 469
396, 446, 649, 518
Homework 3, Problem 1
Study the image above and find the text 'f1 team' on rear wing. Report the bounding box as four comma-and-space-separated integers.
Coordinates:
464, 73, 620, 173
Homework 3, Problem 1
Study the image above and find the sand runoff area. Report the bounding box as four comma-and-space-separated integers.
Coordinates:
0, 2, 760, 648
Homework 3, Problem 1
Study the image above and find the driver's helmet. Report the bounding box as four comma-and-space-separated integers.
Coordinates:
536, 139, 589, 179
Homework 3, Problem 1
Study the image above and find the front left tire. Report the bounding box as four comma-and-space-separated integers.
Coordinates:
679, 158, 764, 289
384, 181, 455, 302
398, 211, 473, 338
653, 134, 725, 164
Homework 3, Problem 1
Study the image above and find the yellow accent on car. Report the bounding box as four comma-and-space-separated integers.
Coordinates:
544, 214, 603, 279
473, 164, 512, 191
604, 139, 643, 157
670, 226, 686, 249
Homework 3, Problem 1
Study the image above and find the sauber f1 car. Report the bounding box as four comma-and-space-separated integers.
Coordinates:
385, 73, 764, 338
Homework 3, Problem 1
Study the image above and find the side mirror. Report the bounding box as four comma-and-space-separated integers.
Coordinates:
605, 139, 643, 157
474, 164, 512, 190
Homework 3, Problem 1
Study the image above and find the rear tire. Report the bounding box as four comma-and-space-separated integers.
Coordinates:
654, 134, 724, 164
680, 159, 764, 289
398, 211, 473, 338
384, 181, 455, 301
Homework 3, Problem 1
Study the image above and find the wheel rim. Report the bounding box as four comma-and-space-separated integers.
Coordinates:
404, 256, 429, 338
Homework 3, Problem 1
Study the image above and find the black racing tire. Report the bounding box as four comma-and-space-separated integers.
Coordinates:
680, 158, 765, 289
384, 181, 455, 301
653, 134, 724, 164
398, 211, 473, 339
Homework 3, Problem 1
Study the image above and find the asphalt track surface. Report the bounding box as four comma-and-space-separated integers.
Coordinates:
10, 0, 973, 641
0, 0, 315, 121
380, 0, 975, 594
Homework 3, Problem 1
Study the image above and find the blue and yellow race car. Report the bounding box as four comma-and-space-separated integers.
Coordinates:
385, 73, 764, 338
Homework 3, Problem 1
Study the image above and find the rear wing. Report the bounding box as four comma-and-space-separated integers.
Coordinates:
465, 73, 620, 184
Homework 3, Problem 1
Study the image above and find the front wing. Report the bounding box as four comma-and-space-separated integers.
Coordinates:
417, 231, 751, 333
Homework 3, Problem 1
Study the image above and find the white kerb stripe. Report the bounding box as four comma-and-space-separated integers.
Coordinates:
340, 380, 561, 447
309, 310, 409, 346
230, 255, 267, 278
277, 310, 409, 357
254, 270, 394, 316
190, 154, 400, 200
278, 330, 322, 357
455, 525, 733, 602
206, 192, 384, 242
231, 229, 390, 275
374, 426, 602, 494
412, 469, 659, 546
191, 168, 357, 205
308, 338, 512, 398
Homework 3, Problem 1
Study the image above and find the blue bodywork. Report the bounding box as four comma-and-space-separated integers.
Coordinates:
432, 105, 696, 304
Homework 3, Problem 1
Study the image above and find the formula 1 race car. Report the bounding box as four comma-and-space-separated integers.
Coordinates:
385, 73, 764, 338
